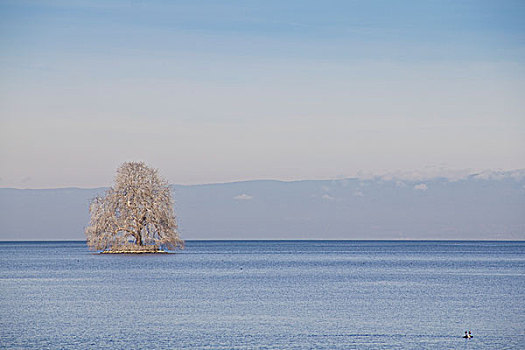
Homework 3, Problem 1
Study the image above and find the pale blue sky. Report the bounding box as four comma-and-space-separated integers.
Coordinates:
1, 0, 524, 187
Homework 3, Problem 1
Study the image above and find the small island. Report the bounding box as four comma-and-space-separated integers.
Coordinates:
85, 162, 184, 253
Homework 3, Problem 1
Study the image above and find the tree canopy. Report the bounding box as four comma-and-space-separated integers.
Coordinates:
85, 162, 184, 252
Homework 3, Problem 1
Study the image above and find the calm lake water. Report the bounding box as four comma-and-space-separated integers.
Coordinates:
0, 241, 524, 349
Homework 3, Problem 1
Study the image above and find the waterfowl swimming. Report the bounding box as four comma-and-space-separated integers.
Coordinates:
463, 331, 473, 339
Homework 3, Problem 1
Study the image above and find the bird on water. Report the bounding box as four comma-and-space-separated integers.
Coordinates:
463, 331, 473, 339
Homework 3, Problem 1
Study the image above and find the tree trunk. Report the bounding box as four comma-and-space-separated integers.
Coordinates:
134, 231, 142, 246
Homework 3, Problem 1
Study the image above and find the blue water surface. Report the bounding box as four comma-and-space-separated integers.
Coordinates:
0, 241, 524, 349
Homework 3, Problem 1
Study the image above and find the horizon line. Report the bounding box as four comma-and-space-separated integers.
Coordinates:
1, 167, 524, 190
1, 239, 524, 243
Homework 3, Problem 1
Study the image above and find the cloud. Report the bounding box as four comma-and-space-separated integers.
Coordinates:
378, 168, 474, 182
233, 193, 253, 200
413, 183, 428, 191
353, 191, 364, 197
472, 169, 525, 181
368, 168, 525, 183
321, 194, 335, 200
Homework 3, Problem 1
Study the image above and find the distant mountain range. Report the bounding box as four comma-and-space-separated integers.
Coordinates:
1, 171, 524, 240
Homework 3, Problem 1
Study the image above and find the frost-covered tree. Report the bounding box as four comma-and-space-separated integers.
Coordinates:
85, 162, 184, 252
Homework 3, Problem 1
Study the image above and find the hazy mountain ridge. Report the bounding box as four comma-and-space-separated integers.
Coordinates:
1, 174, 524, 240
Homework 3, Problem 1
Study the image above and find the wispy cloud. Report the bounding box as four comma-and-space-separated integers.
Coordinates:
414, 183, 428, 191
472, 169, 525, 181
378, 168, 475, 182
395, 180, 406, 187
234, 193, 253, 200
357, 168, 525, 183
321, 194, 335, 200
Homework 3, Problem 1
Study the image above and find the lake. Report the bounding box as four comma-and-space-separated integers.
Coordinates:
1, 241, 524, 349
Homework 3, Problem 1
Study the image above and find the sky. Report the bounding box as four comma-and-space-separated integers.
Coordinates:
1, 0, 524, 188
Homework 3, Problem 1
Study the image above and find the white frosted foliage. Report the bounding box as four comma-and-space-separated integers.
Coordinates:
85, 162, 184, 251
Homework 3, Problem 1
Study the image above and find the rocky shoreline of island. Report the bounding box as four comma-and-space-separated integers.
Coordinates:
99, 250, 171, 254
